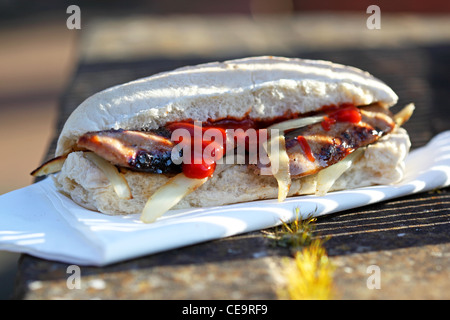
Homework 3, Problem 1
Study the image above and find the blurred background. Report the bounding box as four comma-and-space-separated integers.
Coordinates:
1, 0, 449, 299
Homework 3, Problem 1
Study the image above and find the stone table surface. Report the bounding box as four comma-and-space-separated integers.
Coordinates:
13, 14, 450, 300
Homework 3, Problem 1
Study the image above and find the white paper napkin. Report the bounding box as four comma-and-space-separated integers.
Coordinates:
1, 131, 450, 266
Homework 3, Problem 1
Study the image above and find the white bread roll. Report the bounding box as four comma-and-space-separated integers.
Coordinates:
52, 56, 408, 216
56, 56, 398, 156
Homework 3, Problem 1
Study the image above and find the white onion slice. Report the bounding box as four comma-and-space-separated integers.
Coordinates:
315, 148, 365, 197
140, 173, 208, 223
268, 115, 324, 132
264, 132, 291, 202
84, 152, 132, 200
31, 155, 67, 177
394, 103, 415, 126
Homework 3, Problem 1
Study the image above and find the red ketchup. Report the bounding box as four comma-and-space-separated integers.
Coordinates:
168, 104, 361, 178
321, 104, 362, 131
182, 152, 217, 179
167, 122, 225, 179
296, 136, 315, 162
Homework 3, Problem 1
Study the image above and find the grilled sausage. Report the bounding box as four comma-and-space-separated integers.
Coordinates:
77, 129, 181, 174
267, 104, 395, 177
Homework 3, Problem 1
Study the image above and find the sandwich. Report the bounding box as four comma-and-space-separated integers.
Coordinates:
31, 56, 414, 223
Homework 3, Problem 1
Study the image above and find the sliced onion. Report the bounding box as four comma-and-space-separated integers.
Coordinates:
263, 132, 291, 202
394, 103, 415, 126
268, 115, 324, 132
30, 155, 67, 177
84, 152, 132, 200
140, 173, 208, 223
315, 148, 365, 197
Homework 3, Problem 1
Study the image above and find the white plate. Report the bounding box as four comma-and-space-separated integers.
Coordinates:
1, 131, 450, 266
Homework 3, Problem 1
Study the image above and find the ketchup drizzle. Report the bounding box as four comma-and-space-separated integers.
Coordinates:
296, 136, 315, 162
169, 122, 225, 179
182, 152, 216, 179
321, 104, 361, 131
168, 103, 362, 178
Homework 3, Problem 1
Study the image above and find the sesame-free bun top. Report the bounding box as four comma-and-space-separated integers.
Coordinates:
56, 56, 398, 156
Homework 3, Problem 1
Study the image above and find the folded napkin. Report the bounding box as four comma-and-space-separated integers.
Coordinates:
1, 131, 450, 266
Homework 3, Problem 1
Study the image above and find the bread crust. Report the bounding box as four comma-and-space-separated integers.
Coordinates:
56, 56, 398, 156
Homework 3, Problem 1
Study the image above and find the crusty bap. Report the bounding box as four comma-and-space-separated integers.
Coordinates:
51, 56, 410, 218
